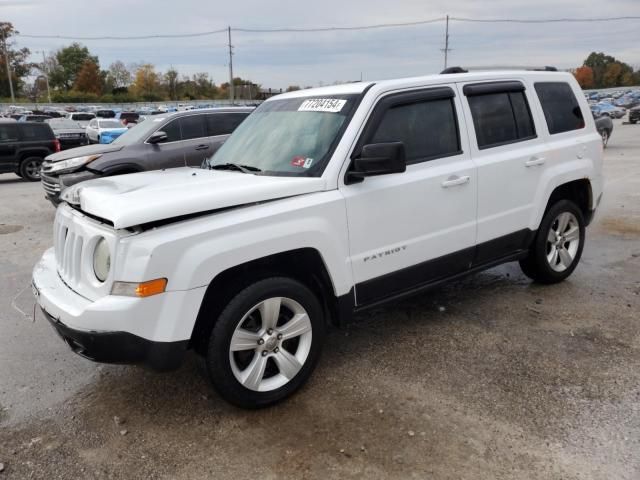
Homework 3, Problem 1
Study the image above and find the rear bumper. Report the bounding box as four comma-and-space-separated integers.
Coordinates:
42, 308, 188, 371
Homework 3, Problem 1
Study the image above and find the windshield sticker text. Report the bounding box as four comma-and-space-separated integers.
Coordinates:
291, 156, 314, 168
298, 98, 347, 113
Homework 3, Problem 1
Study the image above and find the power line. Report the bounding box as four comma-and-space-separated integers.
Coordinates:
15, 15, 640, 41
17, 29, 228, 40
451, 16, 640, 24
233, 17, 445, 32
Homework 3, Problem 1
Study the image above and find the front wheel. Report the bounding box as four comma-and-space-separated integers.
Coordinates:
206, 277, 325, 408
520, 200, 585, 284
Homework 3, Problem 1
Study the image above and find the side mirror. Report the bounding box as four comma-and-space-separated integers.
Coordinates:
346, 142, 406, 183
148, 131, 168, 144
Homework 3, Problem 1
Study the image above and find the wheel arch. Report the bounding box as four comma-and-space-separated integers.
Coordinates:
189, 247, 340, 355
543, 178, 593, 225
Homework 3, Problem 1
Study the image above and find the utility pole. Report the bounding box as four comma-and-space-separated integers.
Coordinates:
40, 50, 51, 103
227, 26, 234, 104
441, 15, 451, 69
1, 28, 15, 103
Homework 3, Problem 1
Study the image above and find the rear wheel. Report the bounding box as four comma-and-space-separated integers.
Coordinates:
519, 200, 585, 284
19, 157, 43, 181
206, 277, 325, 408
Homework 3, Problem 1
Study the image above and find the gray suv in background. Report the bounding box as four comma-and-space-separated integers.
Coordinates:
40, 107, 253, 204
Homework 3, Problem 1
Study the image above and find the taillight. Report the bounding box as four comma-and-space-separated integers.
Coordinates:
54, 139, 61, 152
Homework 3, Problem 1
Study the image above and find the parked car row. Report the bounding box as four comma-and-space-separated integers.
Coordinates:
39, 107, 253, 203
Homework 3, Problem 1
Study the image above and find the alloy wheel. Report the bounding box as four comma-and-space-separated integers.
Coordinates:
229, 296, 313, 392
25, 159, 42, 179
546, 212, 580, 272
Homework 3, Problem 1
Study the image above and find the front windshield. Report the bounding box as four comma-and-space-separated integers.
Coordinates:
99, 120, 123, 128
208, 94, 358, 176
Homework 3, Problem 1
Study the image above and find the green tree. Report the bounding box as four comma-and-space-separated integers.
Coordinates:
164, 67, 179, 100
48, 43, 98, 91
0, 22, 33, 98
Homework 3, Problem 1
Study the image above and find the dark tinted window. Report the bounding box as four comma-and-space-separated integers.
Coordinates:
370, 98, 460, 163
0, 124, 19, 142
73, 113, 95, 121
179, 115, 207, 140
535, 82, 585, 134
207, 113, 250, 136
19, 123, 53, 141
468, 91, 536, 149
158, 119, 181, 142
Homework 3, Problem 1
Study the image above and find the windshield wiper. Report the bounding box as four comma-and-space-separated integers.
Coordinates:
209, 162, 261, 174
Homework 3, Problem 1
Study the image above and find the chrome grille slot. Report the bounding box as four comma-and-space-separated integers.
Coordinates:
52, 204, 121, 300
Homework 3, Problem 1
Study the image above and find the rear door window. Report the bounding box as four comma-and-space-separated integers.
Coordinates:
19, 123, 53, 141
0, 124, 19, 142
207, 113, 250, 136
179, 115, 207, 140
535, 82, 585, 134
465, 84, 536, 149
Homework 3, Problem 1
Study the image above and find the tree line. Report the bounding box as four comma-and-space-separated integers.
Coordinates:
2, 21, 639, 103
572, 52, 640, 90
1, 22, 267, 103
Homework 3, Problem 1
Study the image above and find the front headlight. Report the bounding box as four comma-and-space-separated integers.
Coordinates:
47, 154, 101, 174
93, 237, 111, 282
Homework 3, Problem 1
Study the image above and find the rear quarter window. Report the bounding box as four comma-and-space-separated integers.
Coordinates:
207, 112, 250, 136
535, 82, 585, 134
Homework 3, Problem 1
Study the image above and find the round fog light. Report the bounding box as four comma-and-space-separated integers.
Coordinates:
93, 237, 111, 282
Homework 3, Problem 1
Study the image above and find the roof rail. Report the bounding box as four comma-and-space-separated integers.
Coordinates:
441, 65, 558, 74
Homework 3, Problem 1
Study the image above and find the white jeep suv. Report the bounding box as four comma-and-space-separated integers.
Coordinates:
33, 70, 603, 408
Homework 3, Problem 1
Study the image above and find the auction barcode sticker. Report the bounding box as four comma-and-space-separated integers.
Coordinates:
298, 98, 347, 113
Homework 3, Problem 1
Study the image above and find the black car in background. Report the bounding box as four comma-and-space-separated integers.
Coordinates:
0, 122, 60, 181
629, 106, 640, 124
46, 118, 88, 150
40, 107, 253, 204
95, 109, 116, 118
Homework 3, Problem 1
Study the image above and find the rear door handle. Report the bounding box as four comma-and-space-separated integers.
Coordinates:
441, 175, 470, 188
195, 144, 209, 150
525, 156, 545, 167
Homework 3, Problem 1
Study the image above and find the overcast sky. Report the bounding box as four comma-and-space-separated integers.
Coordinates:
3, 0, 640, 89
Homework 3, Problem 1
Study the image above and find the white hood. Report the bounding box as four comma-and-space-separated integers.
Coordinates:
63, 167, 326, 229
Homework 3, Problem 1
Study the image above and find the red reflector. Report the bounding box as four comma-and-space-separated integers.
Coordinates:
54, 139, 61, 152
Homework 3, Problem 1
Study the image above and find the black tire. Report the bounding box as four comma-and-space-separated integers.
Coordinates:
519, 200, 585, 284
19, 156, 43, 181
206, 277, 325, 408
14, 169, 23, 178
630, 120, 637, 125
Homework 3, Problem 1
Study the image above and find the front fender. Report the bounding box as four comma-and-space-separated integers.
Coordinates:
115, 191, 353, 297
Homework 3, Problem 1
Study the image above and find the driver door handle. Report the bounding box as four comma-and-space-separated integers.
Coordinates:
195, 144, 209, 150
441, 175, 470, 188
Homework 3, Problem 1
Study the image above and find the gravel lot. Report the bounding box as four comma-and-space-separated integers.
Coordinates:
1, 120, 639, 479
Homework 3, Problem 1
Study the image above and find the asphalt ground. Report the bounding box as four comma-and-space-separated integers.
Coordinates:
0, 119, 638, 479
